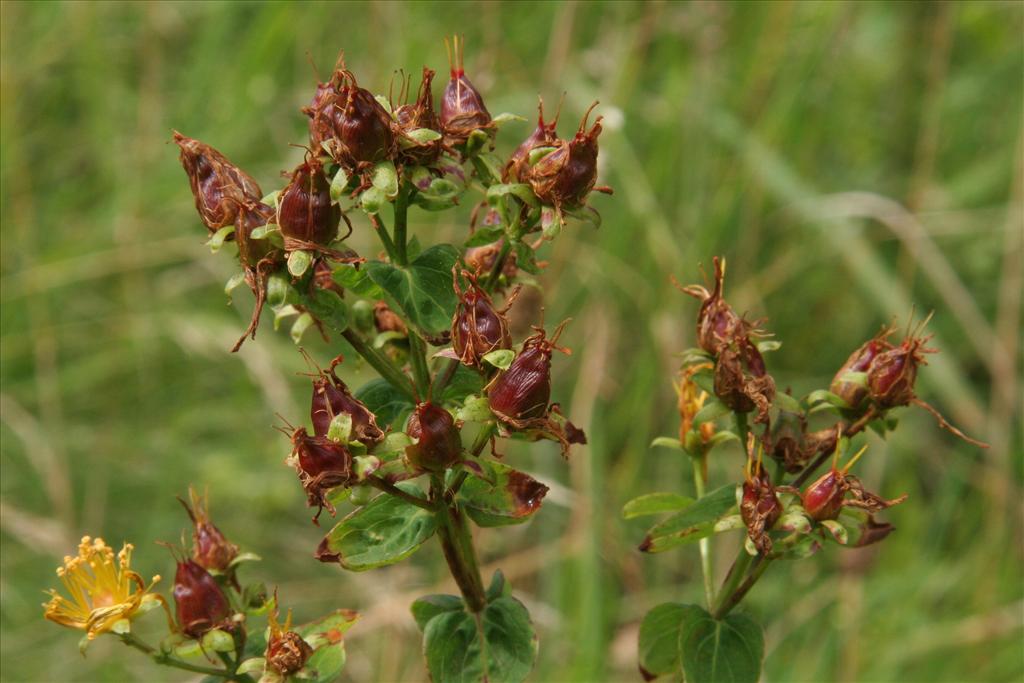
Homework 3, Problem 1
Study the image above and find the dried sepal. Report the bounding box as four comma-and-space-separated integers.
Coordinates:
395, 67, 443, 165
740, 437, 783, 554
504, 96, 561, 183
265, 591, 313, 676
713, 333, 776, 423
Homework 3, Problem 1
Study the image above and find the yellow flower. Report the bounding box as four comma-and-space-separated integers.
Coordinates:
43, 536, 171, 640
676, 363, 715, 445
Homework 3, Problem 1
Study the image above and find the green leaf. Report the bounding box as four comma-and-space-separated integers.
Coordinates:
330, 166, 350, 201
639, 603, 764, 683
486, 183, 539, 208
562, 205, 601, 230
705, 430, 740, 451
423, 595, 537, 683
249, 223, 283, 248
200, 628, 235, 653
680, 605, 764, 683
287, 249, 312, 277
319, 483, 436, 570
294, 609, 360, 683
693, 399, 732, 427
300, 288, 349, 333
371, 160, 399, 198
679, 347, 713, 366
492, 112, 526, 125
332, 264, 384, 298
757, 340, 782, 353
650, 436, 684, 451
406, 127, 443, 144
461, 462, 549, 528
623, 493, 693, 520
774, 392, 802, 414
413, 178, 462, 211
805, 389, 852, 410
206, 225, 235, 253
513, 241, 539, 274
266, 272, 298, 308
465, 226, 505, 247
482, 349, 515, 370
361, 186, 386, 214
290, 312, 315, 344
224, 271, 246, 298
354, 378, 415, 429
440, 365, 485, 404
486, 569, 511, 602
640, 485, 738, 553
411, 594, 463, 631
365, 244, 459, 334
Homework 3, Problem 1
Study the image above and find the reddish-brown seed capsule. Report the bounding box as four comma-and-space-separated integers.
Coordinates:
265, 593, 313, 675
173, 559, 231, 639
177, 488, 238, 574
440, 36, 492, 146
830, 327, 895, 409
234, 200, 277, 268
451, 269, 514, 368
335, 75, 395, 167
682, 257, 742, 355
277, 157, 340, 248
309, 357, 385, 448
487, 322, 570, 423
504, 97, 560, 183
289, 427, 354, 522
173, 132, 263, 234
395, 68, 443, 166
713, 334, 776, 422
866, 328, 934, 409
801, 444, 907, 522
740, 465, 783, 554
405, 402, 462, 472
524, 102, 607, 212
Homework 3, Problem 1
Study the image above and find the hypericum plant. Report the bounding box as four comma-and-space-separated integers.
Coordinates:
628, 258, 987, 683
48, 37, 608, 683
43, 488, 357, 682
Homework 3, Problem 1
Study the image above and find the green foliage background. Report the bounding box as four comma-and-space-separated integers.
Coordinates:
1, 2, 1021, 681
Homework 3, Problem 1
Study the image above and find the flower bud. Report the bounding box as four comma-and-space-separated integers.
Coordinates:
173, 559, 231, 639
309, 357, 386, 448
289, 427, 354, 521
173, 132, 262, 234
405, 402, 462, 472
487, 321, 570, 424
740, 447, 783, 554
524, 102, 608, 212
452, 269, 513, 368
177, 487, 238, 573
277, 157, 340, 248
265, 595, 313, 676
830, 327, 894, 409
504, 97, 560, 183
440, 36, 492, 146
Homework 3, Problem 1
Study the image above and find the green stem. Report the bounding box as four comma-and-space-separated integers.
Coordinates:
408, 331, 432, 400
711, 556, 773, 620
393, 183, 410, 266
431, 474, 487, 612
367, 475, 434, 510
432, 358, 460, 397
711, 550, 754, 618
470, 155, 499, 187
120, 633, 232, 678
447, 423, 497, 498
691, 452, 715, 609
341, 328, 415, 401
370, 213, 399, 263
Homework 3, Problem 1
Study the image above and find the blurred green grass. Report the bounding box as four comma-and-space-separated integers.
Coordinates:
1, 1, 1021, 681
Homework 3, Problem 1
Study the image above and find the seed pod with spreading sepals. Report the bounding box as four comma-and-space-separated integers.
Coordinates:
177, 487, 238, 574
287, 426, 354, 522
830, 326, 895, 409
265, 593, 314, 676
523, 102, 611, 215
172, 558, 231, 639
405, 402, 462, 473
309, 355, 385, 449
801, 443, 907, 522
277, 156, 341, 250
440, 36, 492, 147
451, 268, 518, 368
681, 257, 742, 355
866, 321, 935, 409
173, 132, 262, 234
334, 71, 395, 168
396, 67, 443, 166
740, 438, 783, 555
504, 97, 561, 183
713, 333, 776, 423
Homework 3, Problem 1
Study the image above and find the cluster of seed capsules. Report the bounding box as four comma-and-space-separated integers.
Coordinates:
174, 40, 603, 528
680, 257, 985, 556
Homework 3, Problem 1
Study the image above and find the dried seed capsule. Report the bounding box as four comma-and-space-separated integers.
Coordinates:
234, 200, 277, 268
335, 74, 395, 167
173, 132, 262, 234
277, 157, 340, 248
288, 427, 354, 522
830, 327, 894, 409
440, 36, 492, 146
265, 594, 313, 675
504, 97, 560, 183
524, 102, 609, 212
769, 406, 807, 474
173, 559, 231, 639
464, 240, 519, 283
309, 356, 385, 448
866, 329, 933, 409
681, 257, 742, 355
177, 487, 238, 573
713, 334, 775, 423
740, 442, 783, 554
488, 322, 570, 423
801, 444, 907, 522
405, 402, 462, 472
451, 269, 514, 368
373, 301, 408, 336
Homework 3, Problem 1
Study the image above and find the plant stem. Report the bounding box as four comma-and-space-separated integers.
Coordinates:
393, 183, 410, 266
432, 358, 460, 397
483, 240, 513, 291
691, 452, 715, 609
370, 213, 399, 263
367, 475, 434, 510
711, 550, 753, 618
447, 423, 497, 498
791, 406, 877, 488
119, 633, 232, 678
711, 556, 773, 619
341, 328, 415, 401
431, 474, 487, 612
408, 331, 432, 400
